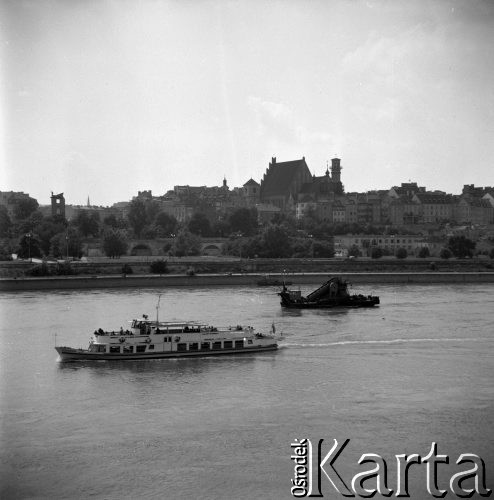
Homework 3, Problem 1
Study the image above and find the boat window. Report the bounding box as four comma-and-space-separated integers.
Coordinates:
212, 341, 222, 350
177, 343, 187, 352
201, 342, 210, 350
97, 345, 106, 352
247, 340, 253, 345
123, 345, 134, 353
224, 341, 233, 349
136, 345, 146, 353
110, 346, 120, 353
148, 344, 154, 350
189, 343, 199, 351
235, 340, 244, 349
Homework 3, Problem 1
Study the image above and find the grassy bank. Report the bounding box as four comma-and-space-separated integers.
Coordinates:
1, 255, 493, 279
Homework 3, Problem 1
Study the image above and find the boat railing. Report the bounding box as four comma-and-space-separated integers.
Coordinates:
94, 324, 255, 338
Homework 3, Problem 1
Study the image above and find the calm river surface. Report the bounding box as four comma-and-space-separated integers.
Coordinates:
1, 283, 493, 499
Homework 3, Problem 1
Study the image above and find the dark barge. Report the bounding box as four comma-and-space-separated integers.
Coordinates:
279, 276, 380, 309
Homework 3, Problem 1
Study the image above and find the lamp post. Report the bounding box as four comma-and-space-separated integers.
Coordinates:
25, 232, 32, 262
65, 233, 69, 261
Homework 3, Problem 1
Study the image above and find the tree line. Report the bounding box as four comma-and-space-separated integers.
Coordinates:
0, 197, 489, 260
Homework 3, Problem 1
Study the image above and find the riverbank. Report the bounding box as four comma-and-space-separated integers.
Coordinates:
1, 271, 494, 291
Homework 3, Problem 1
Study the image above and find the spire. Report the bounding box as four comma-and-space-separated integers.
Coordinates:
87, 196, 90, 207
325, 161, 330, 177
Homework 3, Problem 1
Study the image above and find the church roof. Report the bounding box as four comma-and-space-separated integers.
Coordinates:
261, 158, 310, 197
243, 178, 260, 187
414, 193, 453, 204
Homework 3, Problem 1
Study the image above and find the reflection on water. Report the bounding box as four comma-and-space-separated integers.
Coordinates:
56, 352, 264, 378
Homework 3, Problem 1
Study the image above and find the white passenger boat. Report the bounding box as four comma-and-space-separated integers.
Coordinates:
55, 315, 281, 361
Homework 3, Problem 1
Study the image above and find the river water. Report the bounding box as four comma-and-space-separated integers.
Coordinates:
0, 283, 493, 499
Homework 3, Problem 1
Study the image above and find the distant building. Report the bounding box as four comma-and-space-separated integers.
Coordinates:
334, 234, 431, 257
456, 198, 494, 225
255, 203, 281, 224
388, 182, 425, 199
388, 197, 421, 226
412, 193, 454, 224
462, 184, 494, 198
242, 178, 261, 207
332, 201, 346, 223
263, 156, 345, 215
51, 192, 65, 218
0, 191, 33, 217
483, 192, 494, 207
260, 157, 312, 211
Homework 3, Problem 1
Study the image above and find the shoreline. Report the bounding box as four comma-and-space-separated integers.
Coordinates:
1, 271, 494, 291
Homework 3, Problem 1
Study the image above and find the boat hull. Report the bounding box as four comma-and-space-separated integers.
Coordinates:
280, 296, 380, 309
55, 344, 278, 362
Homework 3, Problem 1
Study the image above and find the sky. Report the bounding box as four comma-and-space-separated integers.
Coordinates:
1, 0, 493, 206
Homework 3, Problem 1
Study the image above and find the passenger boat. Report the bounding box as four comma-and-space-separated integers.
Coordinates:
55, 315, 280, 361
279, 276, 380, 309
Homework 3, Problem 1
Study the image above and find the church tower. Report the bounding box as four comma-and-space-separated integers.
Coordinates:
330, 158, 341, 183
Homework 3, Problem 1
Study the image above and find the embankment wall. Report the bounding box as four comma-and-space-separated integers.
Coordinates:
1, 272, 494, 291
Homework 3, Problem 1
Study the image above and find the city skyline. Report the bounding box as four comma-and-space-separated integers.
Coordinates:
2, 0, 494, 206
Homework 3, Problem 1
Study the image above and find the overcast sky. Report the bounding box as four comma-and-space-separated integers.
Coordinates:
1, 0, 493, 206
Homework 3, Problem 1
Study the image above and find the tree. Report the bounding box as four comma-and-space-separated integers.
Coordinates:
312, 240, 334, 258
16, 233, 42, 259
299, 206, 320, 234
50, 228, 83, 259
127, 200, 147, 238
418, 247, 430, 258
310, 221, 333, 240
145, 201, 161, 225
155, 211, 178, 236
102, 229, 128, 258
240, 236, 262, 258
141, 224, 158, 239
290, 238, 312, 258
13, 197, 39, 220
37, 217, 68, 255
448, 235, 476, 259
271, 212, 297, 232
211, 219, 230, 238
440, 247, 452, 259
348, 245, 361, 258
396, 247, 408, 259
0, 206, 12, 237
258, 224, 291, 258
171, 229, 202, 256
0, 240, 14, 261
229, 208, 258, 236
74, 210, 100, 237
149, 259, 169, 274
371, 247, 383, 259
188, 212, 212, 237
103, 214, 118, 228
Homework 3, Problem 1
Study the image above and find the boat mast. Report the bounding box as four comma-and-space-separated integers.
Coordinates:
156, 294, 162, 325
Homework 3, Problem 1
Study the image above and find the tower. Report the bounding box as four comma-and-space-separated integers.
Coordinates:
51, 192, 65, 218
331, 158, 341, 183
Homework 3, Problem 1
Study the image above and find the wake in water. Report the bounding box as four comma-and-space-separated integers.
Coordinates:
281, 337, 493, 348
